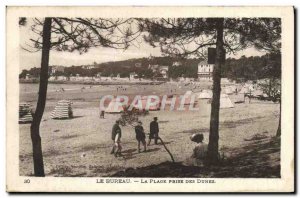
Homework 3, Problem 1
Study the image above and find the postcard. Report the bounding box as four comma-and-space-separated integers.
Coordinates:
6, 6, 294, 192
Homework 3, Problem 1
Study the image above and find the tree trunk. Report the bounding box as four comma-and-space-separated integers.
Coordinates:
276, 100, 281, 137
30, 18, 52, 176
207, 18, 224, 164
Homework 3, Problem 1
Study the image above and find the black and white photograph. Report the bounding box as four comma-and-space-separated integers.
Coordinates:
6, 6, 294, 192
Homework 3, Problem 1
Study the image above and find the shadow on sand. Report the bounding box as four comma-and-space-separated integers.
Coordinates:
71, 116, 85, 119
179, 128, 209, 134
111, 136, 280, 178
121, 147, 161, 160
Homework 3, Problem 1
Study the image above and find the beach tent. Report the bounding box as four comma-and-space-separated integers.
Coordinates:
224, 86, 234, 95
140, 96, 160, 111
132, 98, 159, 111
105, 99, 125, 113
132, 98, 147, 111
19, 103, 33, 123
183, 95, 192, 105
223, 85, 238, 95
185, 90, 193, 95
198, 90, 212, 99
51, 100, 73, 119
233, 93, 245, 104
194, 91, 202, 98
244, 83, 255, 92
239, 86, 250, 94
249, 85, 255, 92
220, 94, 234, 109
252, 89, 264, 97
230, 85, 238, 94
183, 91, 198, 105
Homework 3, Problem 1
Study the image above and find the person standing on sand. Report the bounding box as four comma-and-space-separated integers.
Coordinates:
111, 120, 122, 157
148, 117, 159, 145
135, 121, 147, 153
100, 110, 105, 119
99, 106, 105, 119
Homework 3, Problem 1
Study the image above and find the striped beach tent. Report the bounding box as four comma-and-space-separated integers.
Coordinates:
19, 103, 33, 123
140, 96, 160, 111
182, 90, 198, 105
51, 100, 73, 119
105, 98, 125, 113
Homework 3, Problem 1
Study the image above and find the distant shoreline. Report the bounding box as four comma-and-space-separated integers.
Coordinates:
19, 79, 165, 85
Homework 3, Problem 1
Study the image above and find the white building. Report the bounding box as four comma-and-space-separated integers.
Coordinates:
159, 66, 169, 78
82, 65, 95, 69
148, 64, 159, 72
172, 61, 182, 67
25, 74, 31, 80
129, 72, 138, 80
96, 72, 102, 78
50, 66, 65, 74
198, 60, 214, 81
149, 64, 169, 78
57, 76, 68, 81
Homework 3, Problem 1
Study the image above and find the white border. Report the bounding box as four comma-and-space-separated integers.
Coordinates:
5, 6, 294, 193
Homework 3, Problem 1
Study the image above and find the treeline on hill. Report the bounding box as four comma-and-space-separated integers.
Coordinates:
222, 53, 281, 82
19, 53, 281, 81
19, 56, 201, 79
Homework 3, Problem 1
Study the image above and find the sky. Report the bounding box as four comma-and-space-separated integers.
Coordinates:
19, 19, 266, 71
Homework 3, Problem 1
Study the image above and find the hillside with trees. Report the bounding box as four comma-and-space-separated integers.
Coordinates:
20, 53, 280, 82
223, 53, 281, 82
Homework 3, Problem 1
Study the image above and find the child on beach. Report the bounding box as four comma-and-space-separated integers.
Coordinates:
191, 133, 208, 159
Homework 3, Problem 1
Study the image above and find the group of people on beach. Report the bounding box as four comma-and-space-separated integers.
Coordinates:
110, 117, 160, 157
116, 86, 127, 92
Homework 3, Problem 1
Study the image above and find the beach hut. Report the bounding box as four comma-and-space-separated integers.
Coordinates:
51, 100, 73, 119
19, 103, 33, 123
105, 99, 125, 113
220, 94, 234, 109
198, 90, 212, 99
